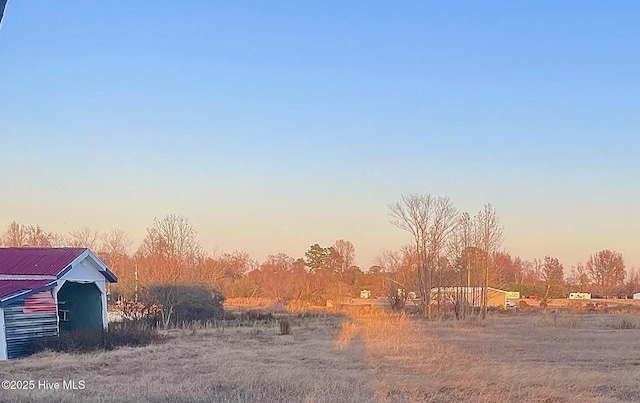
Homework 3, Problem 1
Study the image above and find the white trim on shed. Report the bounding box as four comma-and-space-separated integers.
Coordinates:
0, 307, 6, 360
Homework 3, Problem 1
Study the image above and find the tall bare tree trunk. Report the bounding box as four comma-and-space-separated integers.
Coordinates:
482, 262, 488, 319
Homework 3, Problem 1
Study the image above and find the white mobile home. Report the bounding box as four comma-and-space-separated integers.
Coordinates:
568, 293, 591, 300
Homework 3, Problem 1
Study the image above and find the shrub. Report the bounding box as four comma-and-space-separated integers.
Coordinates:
618, 318, 637, 329
104, 319, 166, 347
30, 319, 166, 354
223, 310, 275, 322
144, 284, 225, 328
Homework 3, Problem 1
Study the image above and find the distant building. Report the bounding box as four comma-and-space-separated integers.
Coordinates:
568, 293, 591, 300
429, 287, 509, 308
633, 293, 640, 300
360, 290, 371, 299
0, 248, 117, 360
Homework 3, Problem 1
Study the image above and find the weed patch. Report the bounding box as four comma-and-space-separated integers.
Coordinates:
31, 319, 166, 354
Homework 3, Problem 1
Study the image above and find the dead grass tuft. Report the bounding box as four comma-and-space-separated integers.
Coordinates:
615, 316, 637, 329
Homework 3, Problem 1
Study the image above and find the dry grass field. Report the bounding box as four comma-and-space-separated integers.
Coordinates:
1, 311, 640, 402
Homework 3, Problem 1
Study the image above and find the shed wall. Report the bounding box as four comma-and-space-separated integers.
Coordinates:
488, 290, 507, 308
3, 297, 57, 359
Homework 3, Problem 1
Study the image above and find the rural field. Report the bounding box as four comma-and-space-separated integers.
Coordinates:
1, 310, 640, 403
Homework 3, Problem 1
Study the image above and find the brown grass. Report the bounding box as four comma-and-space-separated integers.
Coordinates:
1, 312, 640, 402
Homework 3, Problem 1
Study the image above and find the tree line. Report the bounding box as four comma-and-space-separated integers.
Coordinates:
2, 202, 636, 309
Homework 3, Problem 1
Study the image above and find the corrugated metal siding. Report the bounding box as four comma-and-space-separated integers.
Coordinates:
4, 298, 58, 359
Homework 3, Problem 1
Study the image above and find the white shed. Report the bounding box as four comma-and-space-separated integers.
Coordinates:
0, 248, 117, 360
633, 293, 640, 300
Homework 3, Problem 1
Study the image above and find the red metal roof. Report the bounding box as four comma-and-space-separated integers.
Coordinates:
0, 248, 87, 277
0, 279, 56, 300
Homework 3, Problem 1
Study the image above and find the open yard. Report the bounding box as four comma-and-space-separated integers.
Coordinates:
1, 312, 640, 402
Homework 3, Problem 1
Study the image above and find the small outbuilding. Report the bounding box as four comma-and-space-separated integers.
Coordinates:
430, 287, 509, 308
0, 248, 117, 359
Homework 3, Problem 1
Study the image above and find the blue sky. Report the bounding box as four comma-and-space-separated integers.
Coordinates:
1, 2, 639, 270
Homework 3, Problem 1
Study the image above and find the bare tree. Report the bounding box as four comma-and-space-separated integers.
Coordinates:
448, 213, 472, 261
428, 197, 458, 314
625, 267, 640, 295
389, 194, 457, 318
138, 214, 204, 283
101, 228, 132, 255
451, 213, 477, 278
68, 227, 100, 250
429, 198, 459, 260
49, 232, 72, 247
389, 194, 433, 316
447, 212, 477, 318
333, 239, 356, 272
586, 250, 626, 297
373, 246, 419, 301
26, 225, 53, 247
540, 256, 564, 305
3, 222, 53, 247
374, 249, 403, 273
259, 253, 296, 300
192, 256, 226, 288
475, 204, 503, 319
219, 250, 255, 279
3, 221, 27, 246
494, 252, 526, 285
140, 215, 202, 262
574, 263, 590, 292
99, 228, 133, 268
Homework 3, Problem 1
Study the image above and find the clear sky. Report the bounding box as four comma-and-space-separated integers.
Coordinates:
1, 2, 639, 271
